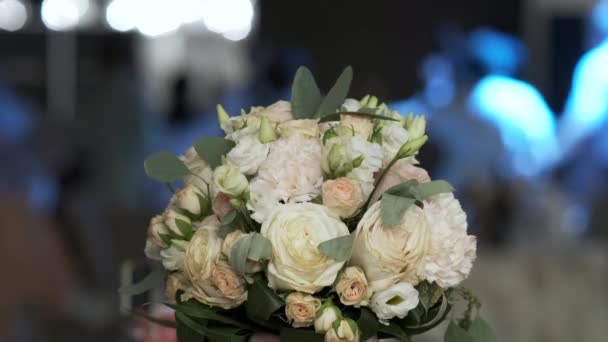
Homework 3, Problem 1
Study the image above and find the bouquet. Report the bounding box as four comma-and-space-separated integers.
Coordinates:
127, 66, 495, 342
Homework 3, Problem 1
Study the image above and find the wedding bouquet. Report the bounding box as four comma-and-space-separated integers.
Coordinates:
128, 66, 495, 342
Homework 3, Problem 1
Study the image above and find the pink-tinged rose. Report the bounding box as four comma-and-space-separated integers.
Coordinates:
335, 266, 373, 307
212, 192, 232, 219
285, 292, 321, 328
322, 178, 363, 218
371, 160, 430, 203
210, 261, 247, 300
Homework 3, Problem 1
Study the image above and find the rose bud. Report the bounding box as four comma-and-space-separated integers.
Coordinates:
285, 292, 321, 328
325, 318, 360, 342
173, 184, 205, 216
335, 266, 373, 307
314, 301, 342, 334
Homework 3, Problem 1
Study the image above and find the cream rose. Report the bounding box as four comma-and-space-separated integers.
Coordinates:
337, 115, 374, 140
213, 163, 248, 196
370, 160, 431, 203
322, 178, 363, 218
285, 292, 321, 328
184, 224, 222, 282
369, 282, 419, 321
325, 318, 360, 342
261, 203, 350, 293
226, 135, 270, 175
172, 184, 205, 215
277, 119, 320, 138
147, 214, 169, 248
335, 266, 373, 307
211, 260, 247, 300
350, 201, 430, 292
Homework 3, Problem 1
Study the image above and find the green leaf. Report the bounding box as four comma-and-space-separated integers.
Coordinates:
291, 66, 322, 119
279, 327, 323, 342
385, 180, 419, 196
193, 137, 236, 168
357, 106, 378, 114
317, 234, 354, 261
409, 180, 455, 201
218, 209, 239, 239
445, 322, 475, 342
416, 281, 443, 313
378, 322, 411, 341
175, 219, 193, 240
167, 301, 254, 330
468, 318, 497, 342
381, 194, 417, 227
318, 111, 400, 123
245, 275, 284, 321
403, 293, 451, 334
231, 234, 252, 275
175, 313, 203, 342
247, 233, 272, 262
316, 66, 353, 117
176, 312, 249, 342
357, 307, 379, 341
144, 151, 190, 182
118, 269, 165, 296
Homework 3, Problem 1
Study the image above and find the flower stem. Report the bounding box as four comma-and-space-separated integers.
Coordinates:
363, 156, 399, 210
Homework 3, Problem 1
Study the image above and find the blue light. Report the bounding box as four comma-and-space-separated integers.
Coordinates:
592, 0, 608, 35
468, 28, 526, 75
469, 75, 559, 176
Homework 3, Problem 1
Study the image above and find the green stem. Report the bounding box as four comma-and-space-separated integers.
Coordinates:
363, 156, 399, 210
239, 203, 256, 233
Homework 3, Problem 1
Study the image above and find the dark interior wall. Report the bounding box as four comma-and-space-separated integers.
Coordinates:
257, 0, 522, 101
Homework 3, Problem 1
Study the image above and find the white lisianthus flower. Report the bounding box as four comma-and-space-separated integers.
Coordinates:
350, 201, 430, 292
285, 292, 322, 328
226, 135, 270, 175
325, 318, 360, 342
277, 119, 320, 138
213, 163, 248, 196
171, 184, 205, 215
257, 100, 294, 123
369, 282, 419, 320
246, 178, 282, 223
341, 98, 362, 112
160, 240, 189, 271
370, 160, 431, 203
180, 147, 212, 191
256, 135, 323, 204
261, 203, 350, 293
417, 193, 476, 288
381, 125, 410, 166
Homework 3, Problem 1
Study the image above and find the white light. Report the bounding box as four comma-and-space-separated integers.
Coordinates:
136, 0, 181, 37
201, 0, 254, 40
0, 0, 28, 32
105, 0, 136, 32
41, 0, 89, 31
177, 0, 205, 24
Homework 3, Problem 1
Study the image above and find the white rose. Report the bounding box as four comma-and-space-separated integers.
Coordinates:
322, 178, 364, 218
277, 119, 320, 138
258, 100, 294, 123
325, 319, 360, 342
335, 266, 373, 307
369, 282, 419, 320
315, 305, 342, 334
337, 115, 374, 140
381, 125, 410, 166
261, 203, 350, 293
256, 135, 323, 204
417, 193, 476, 288
180, 147, 213, 191
341, 98, 362, 112
350, 202, 430, 292
147, 214, 169, 248
162, 209, 192, 238
227, 135, 270, 175
171, 184, 205, 215
160, 240, 188, 271
285, 292, 322, 328
370, 160, 431, 203
213, 163, 248, 196
246, 178, 282, 223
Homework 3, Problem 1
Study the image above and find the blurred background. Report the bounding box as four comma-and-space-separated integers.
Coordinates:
1, 0, 608, 341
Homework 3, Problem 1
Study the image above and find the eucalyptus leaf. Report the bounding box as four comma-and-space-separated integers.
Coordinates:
144, 151, 190, 182
218, 209, 239, 239
385, 180, 419, 197
230, 235, 252, 275
245, 275, 284, 321
409, 180, 455, 201
317, 234, 355, 261
468, 318, 497, 342
118, 269, 165, 296
279, 327, 323, 342
381, 194, 417, 227
193, 137, 235, 168
291, 66, 322, 119
357, 307, 379, 341
247, 233, 272, 262
316, 66, 353, 117
318, 111, 400, 123
444, 322, 475, 342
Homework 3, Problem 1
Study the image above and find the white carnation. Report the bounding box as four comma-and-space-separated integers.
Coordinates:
418, 193, 477, 288
246, 178, 282, 223
381, 125, 410, 166
369, 282, 419, 321
256, 135, 323, 204
226, 135, 270, 175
